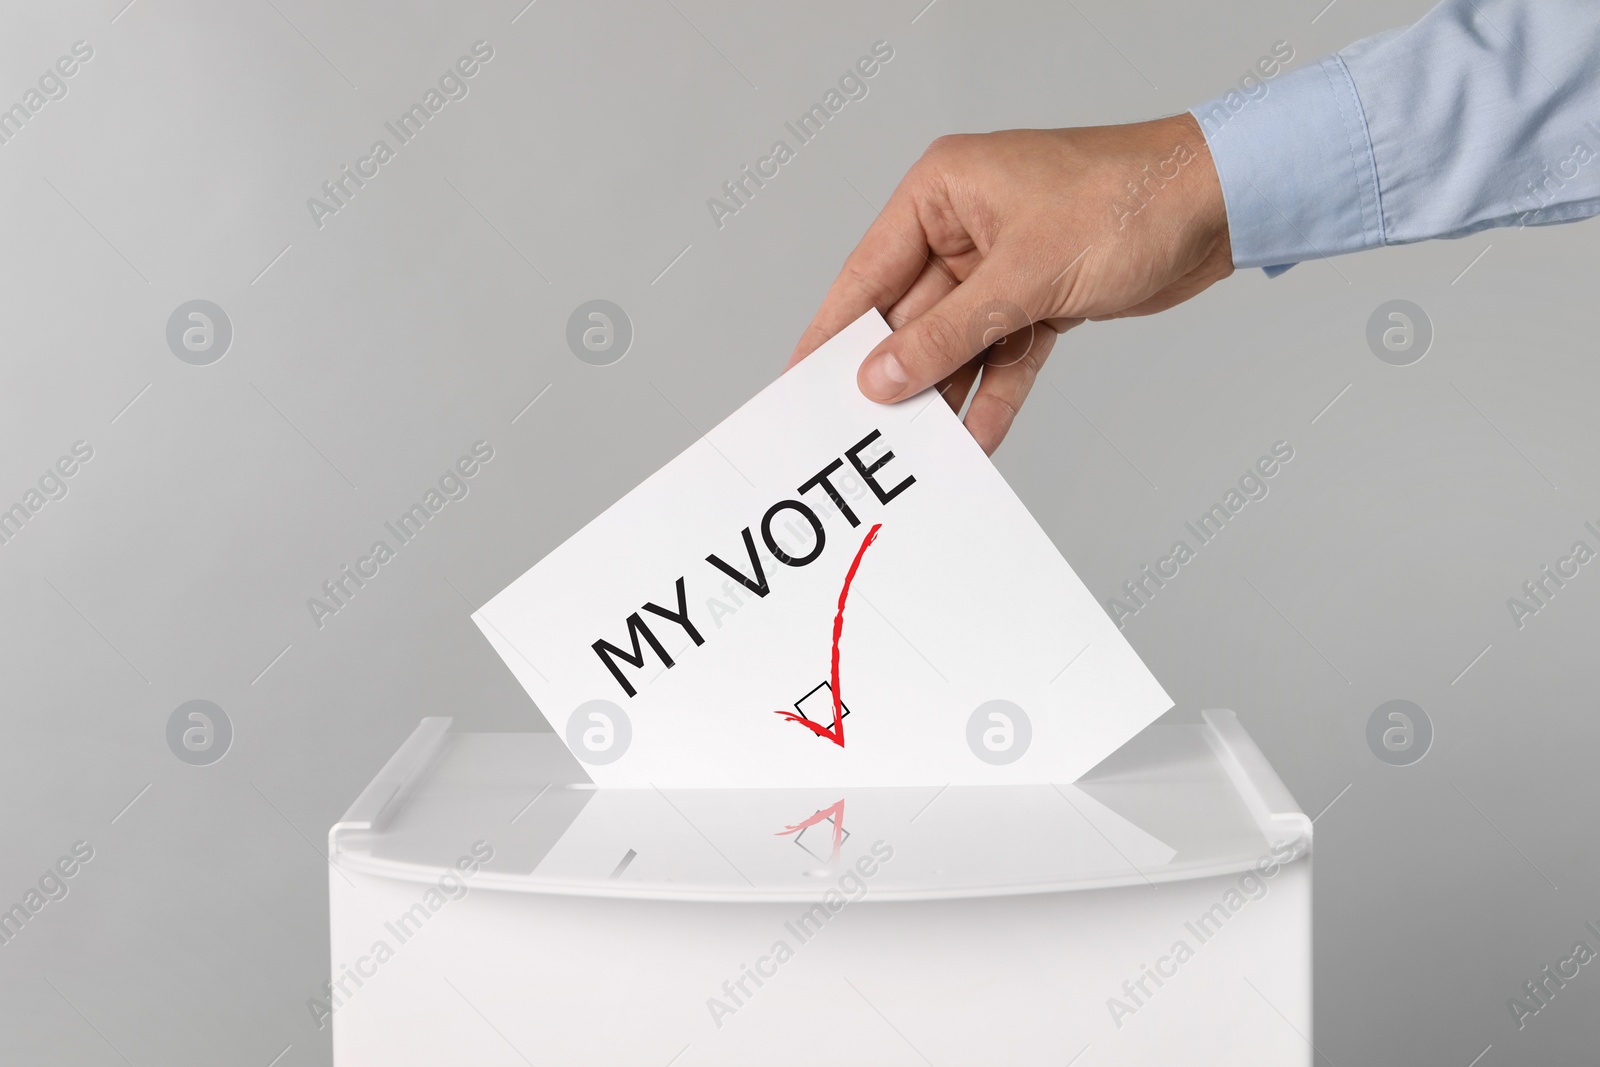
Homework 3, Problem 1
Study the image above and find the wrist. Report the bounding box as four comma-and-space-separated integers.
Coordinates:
1162, 112, 1231, 259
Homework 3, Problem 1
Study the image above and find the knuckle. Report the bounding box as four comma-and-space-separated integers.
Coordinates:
1004, 347, 1043, 383
982, 390, 1020, 427
922, 133, 969, 165
907, 313, 966, 374
1018, 338, 1047, 378
838, 260, 883, 303
839, 258, 869, 281
967, 394, 1017, 456
979, 317, 1044, 370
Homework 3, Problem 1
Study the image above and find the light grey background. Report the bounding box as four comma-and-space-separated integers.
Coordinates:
1, 0, 1595, 1063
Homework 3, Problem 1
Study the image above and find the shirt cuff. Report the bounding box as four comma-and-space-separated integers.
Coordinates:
1190, 54, 1385, 272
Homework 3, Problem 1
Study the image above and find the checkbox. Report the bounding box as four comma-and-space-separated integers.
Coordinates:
793, 680, 850, 734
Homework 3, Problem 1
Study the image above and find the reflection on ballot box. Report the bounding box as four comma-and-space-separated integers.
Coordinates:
326, 710, 1310, 1066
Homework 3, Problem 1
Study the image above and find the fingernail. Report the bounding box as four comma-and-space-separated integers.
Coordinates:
860, 352, 908, 401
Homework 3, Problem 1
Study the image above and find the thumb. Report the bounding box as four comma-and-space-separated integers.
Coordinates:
857, 257, 1051, 404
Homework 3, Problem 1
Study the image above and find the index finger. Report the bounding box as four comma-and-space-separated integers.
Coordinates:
785, 181, 939, 369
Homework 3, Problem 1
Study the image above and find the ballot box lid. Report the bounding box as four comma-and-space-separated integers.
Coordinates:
329, 709, 1309, 903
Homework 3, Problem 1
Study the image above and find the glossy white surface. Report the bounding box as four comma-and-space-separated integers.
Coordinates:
330, 710, 1309, 901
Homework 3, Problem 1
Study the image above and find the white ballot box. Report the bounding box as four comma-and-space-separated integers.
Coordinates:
325, 710, 1311, 1066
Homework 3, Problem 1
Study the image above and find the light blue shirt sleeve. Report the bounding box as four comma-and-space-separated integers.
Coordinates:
1191, 0, 1600, 274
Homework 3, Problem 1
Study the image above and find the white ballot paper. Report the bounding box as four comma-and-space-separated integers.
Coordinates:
473, 309, 1171, 788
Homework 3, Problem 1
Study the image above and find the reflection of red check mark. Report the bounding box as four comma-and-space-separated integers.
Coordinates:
775, 798, 846, 860
773, 523, 882, 748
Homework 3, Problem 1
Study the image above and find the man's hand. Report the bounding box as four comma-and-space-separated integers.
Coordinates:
787, 114, 1232, 454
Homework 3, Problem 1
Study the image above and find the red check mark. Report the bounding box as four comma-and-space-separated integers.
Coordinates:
773, 522, 882, 748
